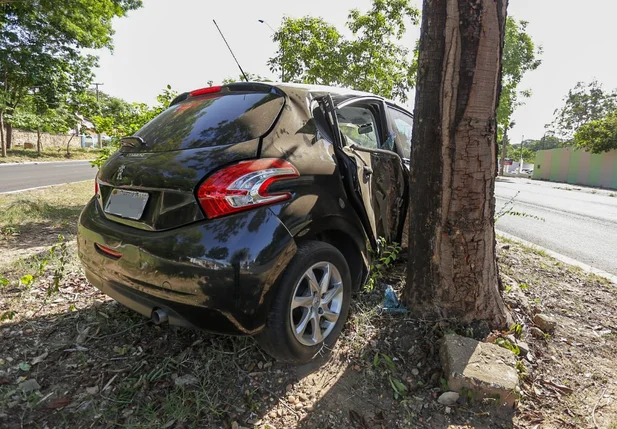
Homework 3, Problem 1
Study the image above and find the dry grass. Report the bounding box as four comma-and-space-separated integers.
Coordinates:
0, 148, 101, 164
0, 182, 616, 428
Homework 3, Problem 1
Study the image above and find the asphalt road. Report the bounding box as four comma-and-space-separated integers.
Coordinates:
495, 177, 617, 276
2, 162, 614, 276
0, 160, 96, 194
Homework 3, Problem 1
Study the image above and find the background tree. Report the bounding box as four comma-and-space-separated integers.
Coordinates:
268, 0, 419, 102
222, 73, 273, 84
89, 85, 178, 169
404, 0, 510, 327
549, 80, 617, 140
497, 18, 542, 141
0, 0, 142, 155
574, 110, 617, 153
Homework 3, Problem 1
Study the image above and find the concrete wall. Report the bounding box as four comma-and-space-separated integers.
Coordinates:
533, 147, 617, 189
11, 129, 77, 149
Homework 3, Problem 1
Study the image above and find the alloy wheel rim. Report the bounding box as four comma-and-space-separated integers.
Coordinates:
289, 261, 344, 346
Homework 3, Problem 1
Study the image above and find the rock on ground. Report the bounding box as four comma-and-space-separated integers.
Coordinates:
437, 391, 460, 406
533, 314, 557, 333
440, 334, 519, 409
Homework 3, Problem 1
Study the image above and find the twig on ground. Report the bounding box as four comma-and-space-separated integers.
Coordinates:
88, 321, 148, 340
592, 385, 608, 428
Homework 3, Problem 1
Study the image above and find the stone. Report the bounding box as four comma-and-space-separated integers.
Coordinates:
19, 379, 41, 393
173, 374, 198, 387
298, 393, 309, 402
287, 395, 296, 404
533, 314, 556, 333
530, 327, 545, 339
516, 340, 530, 357
502, 277, 531, 314
305, 404, 314, 412
295, 402, 303, 410
437, 392, 460, 406
411, 368, 419, 376
445, 406, 452, 414
269, 411, 277, 419
440, 334, 519, 409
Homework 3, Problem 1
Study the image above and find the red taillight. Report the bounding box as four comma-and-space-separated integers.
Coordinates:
189, 85, 222, 97
94, 176, 99, 196
197, 158, 299, 219
94, 243, 122, 259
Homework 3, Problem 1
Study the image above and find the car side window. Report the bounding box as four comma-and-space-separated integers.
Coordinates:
387, 107, 413, 159
336, 106, 380, 150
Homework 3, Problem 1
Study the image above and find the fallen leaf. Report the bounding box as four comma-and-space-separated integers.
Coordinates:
32, 352, 48, 365
75, 326, 90, 345
19, 362, 31, 372
43, 396, 71, 410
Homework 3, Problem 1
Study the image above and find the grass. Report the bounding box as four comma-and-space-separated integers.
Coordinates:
0, 181, 92, 229
0, 148, 102, 164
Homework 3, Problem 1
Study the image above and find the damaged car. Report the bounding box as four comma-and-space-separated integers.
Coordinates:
77, 82, 413, 363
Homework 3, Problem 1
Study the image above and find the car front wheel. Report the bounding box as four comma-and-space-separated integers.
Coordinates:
256, 241, 352, 363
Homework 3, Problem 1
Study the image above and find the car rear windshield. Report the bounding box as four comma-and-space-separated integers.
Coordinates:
133, 91, 285, 152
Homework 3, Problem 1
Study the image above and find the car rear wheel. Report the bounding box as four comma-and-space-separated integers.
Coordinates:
256, 241, 351, 363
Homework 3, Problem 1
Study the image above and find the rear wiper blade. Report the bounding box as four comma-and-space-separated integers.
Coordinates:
120, 136, 146, 148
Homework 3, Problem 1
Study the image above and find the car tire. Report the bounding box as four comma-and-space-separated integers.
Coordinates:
256, 241, 352, 364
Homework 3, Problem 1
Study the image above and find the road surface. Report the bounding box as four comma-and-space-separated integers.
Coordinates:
2, 162, 615, 276
495, 177, 617, 277
0, 160, 96, 194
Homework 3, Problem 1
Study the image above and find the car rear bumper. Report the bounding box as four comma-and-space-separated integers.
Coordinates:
77, 198, 296, 335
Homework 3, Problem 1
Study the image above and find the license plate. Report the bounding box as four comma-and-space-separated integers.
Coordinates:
104, 189, 149, 220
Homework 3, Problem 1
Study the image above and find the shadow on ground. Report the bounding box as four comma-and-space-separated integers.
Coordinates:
0, 259, 514, 429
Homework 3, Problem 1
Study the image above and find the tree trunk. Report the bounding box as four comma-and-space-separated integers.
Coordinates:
0, 110, 6, 158
403, 0, 510, 328
499, 130, 508, 176
37, 127, 42, 154
65, 133, 75, 157
6, 121, 12, 150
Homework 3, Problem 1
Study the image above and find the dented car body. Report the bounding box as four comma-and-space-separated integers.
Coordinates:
78, 82, 413, 361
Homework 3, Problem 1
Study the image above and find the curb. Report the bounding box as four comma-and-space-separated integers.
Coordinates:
496, 230, 617, 285
0, 159, 93, 167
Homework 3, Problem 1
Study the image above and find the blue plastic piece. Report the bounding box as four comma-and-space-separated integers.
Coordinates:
382, 284, 408, 313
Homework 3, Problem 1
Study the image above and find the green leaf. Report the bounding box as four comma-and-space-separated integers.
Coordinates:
0, 311, 16, 321
373, 352, 380, 368
19, 362, 31, 372
382, 354, 396, 372
20, 275, 34, 286
0, 277, 9, 287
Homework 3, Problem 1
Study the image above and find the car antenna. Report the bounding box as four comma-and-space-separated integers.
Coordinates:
212, 19, 249, 82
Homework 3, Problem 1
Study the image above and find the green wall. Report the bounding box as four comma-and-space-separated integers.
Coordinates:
533, 148, 617, 190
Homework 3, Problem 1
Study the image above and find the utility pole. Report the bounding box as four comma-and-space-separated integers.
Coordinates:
93, 82, 104, 148
499, 130, 508, 176
519, 134, 525, 173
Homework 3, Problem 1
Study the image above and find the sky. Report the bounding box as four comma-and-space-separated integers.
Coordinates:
91, 0, 617, 142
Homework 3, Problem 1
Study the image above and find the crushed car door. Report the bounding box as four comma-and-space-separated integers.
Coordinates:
335, 99, 407, 246
336, 98, 407, 243
316, 95, 377, 250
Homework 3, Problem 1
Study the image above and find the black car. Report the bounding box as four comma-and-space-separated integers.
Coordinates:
78, 82, 413, 363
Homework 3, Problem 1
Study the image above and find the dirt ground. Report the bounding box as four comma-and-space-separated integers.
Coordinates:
1, 184, 616, 428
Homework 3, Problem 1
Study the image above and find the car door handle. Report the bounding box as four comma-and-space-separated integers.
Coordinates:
363, 166, 373, 177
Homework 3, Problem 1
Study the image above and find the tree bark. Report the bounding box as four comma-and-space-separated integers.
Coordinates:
0, 110, 6, 158
499, 130, 508, 176
37, 127, 42, 154
65, 133, 75, 157
6, 121, 12, 150
404, 0, 510, 328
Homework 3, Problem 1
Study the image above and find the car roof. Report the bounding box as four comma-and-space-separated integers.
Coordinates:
266, 82, 413, 116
